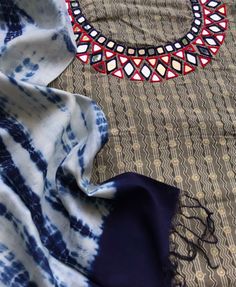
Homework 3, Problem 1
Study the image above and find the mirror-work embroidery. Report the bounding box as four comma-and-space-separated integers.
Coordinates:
66, 0, 228, 82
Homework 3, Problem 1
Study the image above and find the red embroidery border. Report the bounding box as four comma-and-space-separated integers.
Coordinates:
66, 0, 228, 82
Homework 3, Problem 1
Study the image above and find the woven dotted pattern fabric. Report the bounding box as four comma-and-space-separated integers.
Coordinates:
51, 0, 236, 286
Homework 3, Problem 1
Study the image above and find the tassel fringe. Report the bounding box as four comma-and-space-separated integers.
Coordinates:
168, 193, 218, 286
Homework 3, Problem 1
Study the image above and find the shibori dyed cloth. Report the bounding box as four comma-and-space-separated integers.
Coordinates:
0, 1, 217, 287
0, 73, 180, 286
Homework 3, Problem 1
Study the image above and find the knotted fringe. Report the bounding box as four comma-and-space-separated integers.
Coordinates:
167, 192, 218, 286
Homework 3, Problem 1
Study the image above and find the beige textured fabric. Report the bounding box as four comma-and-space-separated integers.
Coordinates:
51, 0, 236, 286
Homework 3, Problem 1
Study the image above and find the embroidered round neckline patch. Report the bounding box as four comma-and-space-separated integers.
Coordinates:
66, 0, 228, 82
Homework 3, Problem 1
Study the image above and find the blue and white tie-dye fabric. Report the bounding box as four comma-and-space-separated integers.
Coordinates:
0, 0, 76, 85
0, 1, 217, 287
0, 70, 181, 286
0, 71, 119, 286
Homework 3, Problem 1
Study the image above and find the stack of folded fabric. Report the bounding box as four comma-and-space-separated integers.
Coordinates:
0, 0, 235, 286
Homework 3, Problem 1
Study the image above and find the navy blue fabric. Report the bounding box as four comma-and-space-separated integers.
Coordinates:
90, 173, 179, 287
